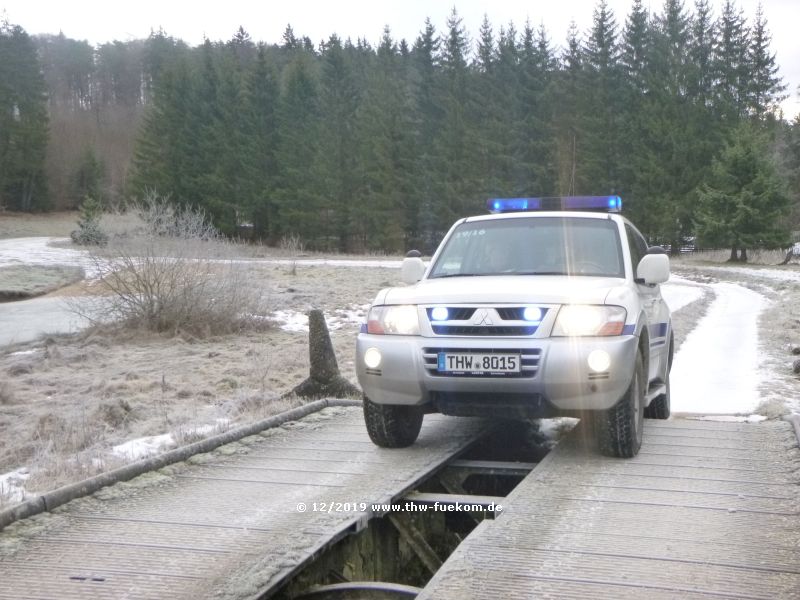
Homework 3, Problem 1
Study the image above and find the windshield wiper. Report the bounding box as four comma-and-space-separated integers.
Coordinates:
430, 273, 483, 279
510, 271, 566, 275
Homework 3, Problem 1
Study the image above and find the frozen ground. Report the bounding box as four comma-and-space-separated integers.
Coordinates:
0, 237, 99, 276
1, 233, 798, 509
660, 274, 705, 312
671, 282, 766, 415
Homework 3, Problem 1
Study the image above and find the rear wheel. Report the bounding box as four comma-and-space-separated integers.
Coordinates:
595, 351, 645, 458
644, 334, 672, 420
363, 395, 424, 448
644, 373, 670, 419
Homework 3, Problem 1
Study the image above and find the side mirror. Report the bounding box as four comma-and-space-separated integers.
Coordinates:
647, 245, 668, 255
401, 257, 426, 284
636, 254, 669, 285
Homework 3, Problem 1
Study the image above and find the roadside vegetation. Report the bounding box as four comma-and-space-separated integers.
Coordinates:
2, 3, 799, 257
70, 195, 271, 336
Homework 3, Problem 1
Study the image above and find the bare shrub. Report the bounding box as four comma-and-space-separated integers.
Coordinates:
93, 399, 137, 429
279, 233, 305, 254
70, 193, 271, 337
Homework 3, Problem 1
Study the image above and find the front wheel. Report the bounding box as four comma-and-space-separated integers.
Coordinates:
363, 395, 423, 448
595, 351, 645, 458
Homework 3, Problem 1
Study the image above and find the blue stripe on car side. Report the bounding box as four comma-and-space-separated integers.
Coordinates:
649, 322, 669, 337
622, 324, 636, 335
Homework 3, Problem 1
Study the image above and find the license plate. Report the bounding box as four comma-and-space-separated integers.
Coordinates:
437, 353, 520, 373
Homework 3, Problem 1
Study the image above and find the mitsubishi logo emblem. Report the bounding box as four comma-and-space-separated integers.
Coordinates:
475, 309, 493, 326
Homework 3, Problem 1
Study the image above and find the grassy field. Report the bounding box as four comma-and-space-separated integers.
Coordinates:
0, 256, 396, 505
0, 211, 78, 239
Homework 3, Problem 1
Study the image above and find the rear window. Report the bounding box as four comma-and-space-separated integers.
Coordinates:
429, 216, 624, 279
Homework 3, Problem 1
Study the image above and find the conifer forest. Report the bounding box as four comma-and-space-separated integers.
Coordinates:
1, 1, 799, 256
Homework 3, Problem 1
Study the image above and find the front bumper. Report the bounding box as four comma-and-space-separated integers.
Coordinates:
355, 334, 638, 412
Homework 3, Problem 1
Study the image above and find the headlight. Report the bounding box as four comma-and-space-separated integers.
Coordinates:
366, 305, 420, 335
552, 305, 627, 336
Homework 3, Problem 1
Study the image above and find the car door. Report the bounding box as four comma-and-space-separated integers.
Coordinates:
626, 224, 667, 382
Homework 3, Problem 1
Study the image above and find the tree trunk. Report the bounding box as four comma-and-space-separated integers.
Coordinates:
739, 248, 748, 262
728, 247, 738, 262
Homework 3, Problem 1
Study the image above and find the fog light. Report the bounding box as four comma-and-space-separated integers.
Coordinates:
364, 347, 382, 369
431, 307, 449, 321
523, 306, 542, 322
587, 350, 611, 373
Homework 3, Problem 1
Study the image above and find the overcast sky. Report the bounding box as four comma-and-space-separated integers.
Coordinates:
2, 0, 798, 118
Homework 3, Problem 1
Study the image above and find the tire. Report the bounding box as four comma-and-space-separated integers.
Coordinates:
644, 371, 670, 419
363, 395, 424, 448
595, 351, 645, 458
645, 334, 672, 420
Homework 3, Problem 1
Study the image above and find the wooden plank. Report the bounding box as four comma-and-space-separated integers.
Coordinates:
0, 407, 491, 600
421, 419, 800, 600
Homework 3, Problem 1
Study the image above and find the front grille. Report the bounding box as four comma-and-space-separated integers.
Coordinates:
427, 306, 549, 337
496, 307, 528, 320
422, 347, 541, 378
432, 325, 538, 336
426, 307, 476, 321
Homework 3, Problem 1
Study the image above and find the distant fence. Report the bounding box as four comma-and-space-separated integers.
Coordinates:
674, 248, 793, 265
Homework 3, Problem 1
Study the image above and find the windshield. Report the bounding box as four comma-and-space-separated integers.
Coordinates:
429, 216, 624, 279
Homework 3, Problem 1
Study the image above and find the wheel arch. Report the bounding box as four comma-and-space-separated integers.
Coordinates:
635, 312, 650, 382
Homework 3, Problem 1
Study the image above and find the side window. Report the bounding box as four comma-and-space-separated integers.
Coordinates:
625, 224, 648, 277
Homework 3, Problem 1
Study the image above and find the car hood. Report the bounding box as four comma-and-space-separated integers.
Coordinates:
381, 275, 624, 306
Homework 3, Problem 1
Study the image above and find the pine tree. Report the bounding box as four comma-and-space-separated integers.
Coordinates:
746, 3, 785, 119
72, 146, 106, 207
580, 0, 623, 194
695, 122, 790, 260
356, 27, 416, 251
618, 0, 651, 226
129, 56, 195, 202
243, 45, 279, 240
274, 51, 320, 243
0, 21, 49, 211
316, 34, 361, 250
471, 16, 509, 197
410, 18, 444, 250
553, 21, 584, 195
714, 0, 750, 123
436, 8, 475, 226
638, 0, 697, 245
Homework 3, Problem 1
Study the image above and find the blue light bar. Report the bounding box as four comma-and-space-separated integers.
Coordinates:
487, 196, 622, 214
488, 198, 540, 213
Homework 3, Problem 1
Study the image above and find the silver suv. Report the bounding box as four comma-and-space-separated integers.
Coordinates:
356, 196, 672, 457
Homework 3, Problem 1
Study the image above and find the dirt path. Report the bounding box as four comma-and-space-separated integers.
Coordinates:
671, 282, 767, 415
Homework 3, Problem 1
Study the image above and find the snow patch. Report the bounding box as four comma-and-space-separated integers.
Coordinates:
671, 282, 766, 415
661, 279, 705, 313
0, 237, 99, 276
112, 433, 175, 460
536, 417, 579, 441
273, 305, 369, 333
8, 349, 39, 356
111, 419, 231, 460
